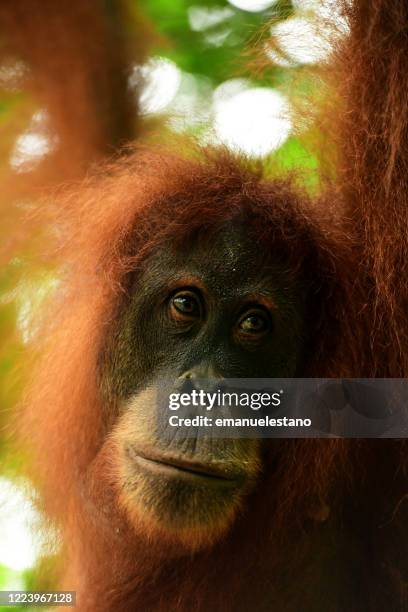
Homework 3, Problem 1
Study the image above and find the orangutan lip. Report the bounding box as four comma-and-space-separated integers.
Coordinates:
127, 447, 243, 484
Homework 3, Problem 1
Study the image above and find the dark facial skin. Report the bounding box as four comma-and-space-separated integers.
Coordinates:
105, 226, 304, 396
101, 224, 306, 549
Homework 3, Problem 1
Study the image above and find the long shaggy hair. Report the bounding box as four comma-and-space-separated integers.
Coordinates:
21, 147, 355, 610
7, 0, 408, 609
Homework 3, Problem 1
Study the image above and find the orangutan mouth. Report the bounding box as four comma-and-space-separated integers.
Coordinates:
127, 446, 244, 488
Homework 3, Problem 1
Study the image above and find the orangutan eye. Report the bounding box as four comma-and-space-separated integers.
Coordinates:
169, 291, 202, 320
237, 308, 271, 337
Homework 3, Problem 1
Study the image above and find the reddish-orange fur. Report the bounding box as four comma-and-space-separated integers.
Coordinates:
0, 1, 151, 253
8, 0, 408, 610
0, 0, 149, 175
21, 149, 354, 610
